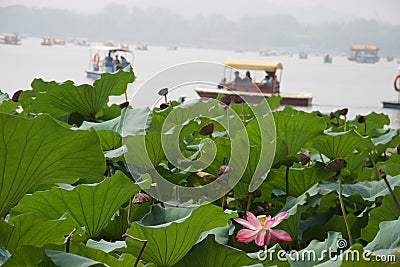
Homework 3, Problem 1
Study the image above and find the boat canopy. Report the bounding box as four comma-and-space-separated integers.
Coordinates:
224, 60, 283, 72
90, 46, 133, 53
351, 45, 379, 51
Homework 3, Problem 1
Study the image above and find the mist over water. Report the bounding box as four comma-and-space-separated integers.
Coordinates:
1, 37, 399, 127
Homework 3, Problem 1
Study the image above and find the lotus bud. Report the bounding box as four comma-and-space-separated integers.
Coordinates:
329, 112, 336, 120
200, 122, 214, 136
316, 112, 323, 117
218, 165, 233, 175
379, 169, 386, 179
133, 192, 152, 204
300, 151, 311, 165
160, 103, 171, 110
232, 95, 244, 104
12, 89, 23, 102
325, 158, 346, 172
158, 87, 169, 104
397, 144, 400, 154
119, 101, 129, 109
339, 108, 348, 116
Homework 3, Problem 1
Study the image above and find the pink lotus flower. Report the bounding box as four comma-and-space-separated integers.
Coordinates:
234, 211, 293, 247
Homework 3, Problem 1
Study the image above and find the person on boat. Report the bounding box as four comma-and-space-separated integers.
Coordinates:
105, 51, 113, 73
242, 71, 253, 91
260, 75, 271, 85
120, 56, 130, 68
233, 71, 242, 90
113, 55, 121, 71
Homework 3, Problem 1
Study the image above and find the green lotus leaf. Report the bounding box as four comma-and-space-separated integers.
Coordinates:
46, 241, 141, 267
19, 68, 134, 118
371, 128, 400, 156
0, 213, 76, 254
365, 217, 400, 252
273, 106, 326, 167
175, 235, 259, 267
0, 92, 19, 114
349, 112, 390, 136
361, 186, 400, 242
0, 113, 105, 217
0, 91, 10, 103
86, 239, 127, 253
313, 130, 373, 160
125, 205, 237, 267
12, 171, 139, 239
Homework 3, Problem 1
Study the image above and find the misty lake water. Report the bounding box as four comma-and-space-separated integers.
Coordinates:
1, 37, 400, 127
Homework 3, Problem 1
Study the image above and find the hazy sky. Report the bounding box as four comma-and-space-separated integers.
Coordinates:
2, 0, 400, 25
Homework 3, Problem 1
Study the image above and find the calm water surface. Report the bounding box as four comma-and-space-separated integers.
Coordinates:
1, 37, 399, 127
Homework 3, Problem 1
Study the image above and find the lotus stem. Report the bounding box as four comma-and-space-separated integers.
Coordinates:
246, 193, 252, 211
122, 233, 147, 267
343, 116, 347, 132
285, 166, 290, 195
127, 196, 132, 226
369, 151, 380, 181
65, 228, 77, 253
338, 174, 353, 246
380, 170, 400, 214
125, 92, 128, 102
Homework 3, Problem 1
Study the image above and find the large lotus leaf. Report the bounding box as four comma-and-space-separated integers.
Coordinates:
365, 217, 400, 252
287, 231, 342, 267
125, 205, 237, 267
0, 91, 9, 103
79, 107, 151, 136
0, 100, 19, 115
371, 128, 400, 156
273, 106, 326, 167
19, 68, 134, 118
315, 243, 391, 267
0, 213, 76, 254
12, 171, 139, 239
348, 112, 390, 136
361, 186, 400, 242
313, 130, 372, 160
46, 241, 141, 267
175, 235, 259, 267
0, 113, 105, 217
0, 247, 11, 265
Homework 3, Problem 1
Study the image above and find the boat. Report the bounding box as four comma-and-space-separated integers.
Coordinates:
75, 37, 90, 46
0, 33, 21, 45
382, 72, 400, 109
135, 42, 148, 50
195, 60, 313, 107
120, 41, 129, 50
85, 46, 134, 79
168, 45, 178, 51
103, 40, 117, 47
323, 54, 332, 64
299, 52, 308, 59
41, 36, 53, 46
52, 37, 65, 45
348, 45, 379, 64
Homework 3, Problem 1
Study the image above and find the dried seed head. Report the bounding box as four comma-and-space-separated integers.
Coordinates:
396, 144, 400, 154
220, 95, 231, 106
300, 151, 311, 165
232, 95, 244, 104
358, 116, 366, 123
12, 89, 23, 102
329, 112, 336, 120
325, 158, 346, 172
133, 192, 152, 204
379, 169, 387, 179
160, 103, 171, 110
339, 108, 348, 116
316, 112, 323, 117
200, 122, 215, 136
158, 88, 168, 96
119, 101, 129, 109
218, 165, 233, 175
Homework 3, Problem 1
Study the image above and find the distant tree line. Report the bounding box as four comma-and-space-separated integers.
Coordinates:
1, 4, 399, 55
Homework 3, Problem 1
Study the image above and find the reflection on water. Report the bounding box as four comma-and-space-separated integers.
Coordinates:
1, 37, 400, 127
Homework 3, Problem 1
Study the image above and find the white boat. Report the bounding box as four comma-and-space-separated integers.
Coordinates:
75, 37, 90, 46
85, 46, 134, 79
0, 33, 21, 45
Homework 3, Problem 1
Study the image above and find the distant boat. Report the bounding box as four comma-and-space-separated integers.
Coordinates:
348, 44, 379, 64
323, 54, 332, 64
41, 36, 53, 46
52, 37, 65, 45
85, 46, 134, 79
168, 45, 178, 51
103, 40, 117, 47
0, 33, 21, 45
135, 42, 148, 51
120, 41, 129, 50
75, 37, 90, 46
299, 52, 308, 59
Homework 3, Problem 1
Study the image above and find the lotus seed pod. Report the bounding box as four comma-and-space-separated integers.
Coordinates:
200, 122, 215, 136
325, 158, 346, 172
